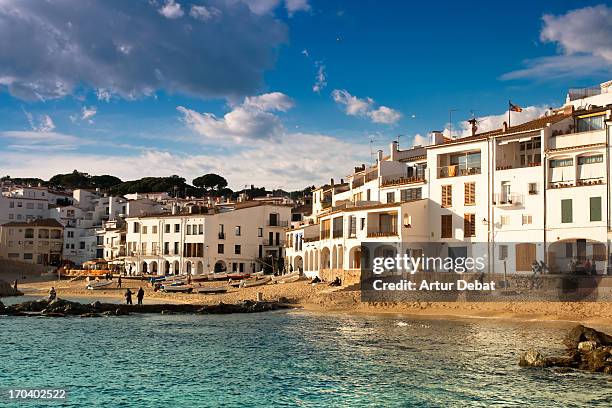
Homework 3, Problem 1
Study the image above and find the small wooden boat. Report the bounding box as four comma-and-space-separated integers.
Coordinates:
161, 284, 193, 293
227, 272, 250, 280
195, 286, 229, 294
206, 272, 228, 281
86, 280, 114, 290
239, 276, 272, 288
273, 272, 301, 284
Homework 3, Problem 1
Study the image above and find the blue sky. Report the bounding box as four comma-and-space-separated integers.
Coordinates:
0, 0, 610, 190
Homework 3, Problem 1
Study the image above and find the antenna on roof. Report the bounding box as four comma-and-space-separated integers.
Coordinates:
448, 109, 458, 138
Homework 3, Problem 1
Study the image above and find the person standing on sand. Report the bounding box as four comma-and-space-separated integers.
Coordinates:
136, 287, 145, 305
117, 275, 122, 288
48, 287, 56, 301
125, 288, 133, 305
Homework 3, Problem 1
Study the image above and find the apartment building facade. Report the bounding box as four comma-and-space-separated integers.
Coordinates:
123, 202, 291, 275
286, 81, 612, 280
0, 219, 64, 266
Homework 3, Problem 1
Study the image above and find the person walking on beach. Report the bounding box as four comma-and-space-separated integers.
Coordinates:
136, 287, 145, 305
125, 288, 133, 305
48, 287, 57, 301
117, 275, 122, 289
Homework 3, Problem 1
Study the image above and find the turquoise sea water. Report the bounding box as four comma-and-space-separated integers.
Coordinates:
1, 308, 611, 407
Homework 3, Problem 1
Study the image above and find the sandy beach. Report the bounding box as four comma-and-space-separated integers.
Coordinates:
6, 273, 611, 326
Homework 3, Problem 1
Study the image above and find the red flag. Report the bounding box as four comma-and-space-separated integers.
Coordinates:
509, 101, 523, 112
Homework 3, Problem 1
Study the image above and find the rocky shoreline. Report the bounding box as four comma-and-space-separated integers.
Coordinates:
0, 298, 292, 317
519, 325, 612, 375
0, 279, 23, 297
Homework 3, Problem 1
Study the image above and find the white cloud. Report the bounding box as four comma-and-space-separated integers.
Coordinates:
158, 0, 184, 19
332, 89, 402, 124
312, 61, 327, 93
0, 133, 369, 190
240, 0, 311, 16
0, 131, 81, 151
243, 92, 294, 111
81, 106, 97, 123
444, 105, 550, 138
502, 5, 612, 80
189, 5, 221, 21
369, 106, 402, 124
411, 133, 429, 147
95, 88, 112, 102
0, 0, 286, 101
23, 110, 55, 132
285, 0, 311, 16
177, 92, 294, 142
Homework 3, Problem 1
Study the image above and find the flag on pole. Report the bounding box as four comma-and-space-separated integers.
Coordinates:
509, 101, 523, 112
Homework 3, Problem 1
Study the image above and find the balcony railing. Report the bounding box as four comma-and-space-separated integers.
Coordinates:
576, 177, 605, 187
303, 236, 320, 243
267, 220, 289, 227
548, 181, 575, 189
262, 239, 282, 246
492, 193, 523, 206
438, 164, 481, 178
550, 178, 606, 189
367, 231, 399, 238
381, 176, 426, 187
496, 162, 541, 171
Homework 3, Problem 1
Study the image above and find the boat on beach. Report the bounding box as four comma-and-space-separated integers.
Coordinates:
272, 272, 301, 284
86, 280, 114, 290
237, 276, 272, 288
161, 284, 193, 293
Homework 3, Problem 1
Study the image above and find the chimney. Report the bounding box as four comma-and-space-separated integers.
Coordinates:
340, 178, 344, 184
502, 121, 508, 132
467, 118, 478, 136
171, 203, 178, 215
390, 141, 399, 161
330, 178, 334, 186
377, 149, 383, 163
430, 131, 445, 145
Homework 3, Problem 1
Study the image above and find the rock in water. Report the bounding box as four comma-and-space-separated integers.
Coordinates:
564, 325, 612, 350
519, 350, 547, 368
521, 325, 612, 375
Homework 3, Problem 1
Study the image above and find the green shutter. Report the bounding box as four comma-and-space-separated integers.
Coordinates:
590, 197, 602, 222
561, 199, 573, 223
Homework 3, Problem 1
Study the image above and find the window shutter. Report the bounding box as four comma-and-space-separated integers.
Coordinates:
590, 197, 602, 222
561, 199, 572, 223
464, 182, 475, 205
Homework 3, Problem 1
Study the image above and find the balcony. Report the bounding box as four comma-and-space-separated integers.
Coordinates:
492, 193, 523, 206
438, 164, 481, 178
381, 176, 426, 188
548, 129, 605, 150
550, 177, 606, 189
496, 162, 541, 171
267, 220, 289, 227
576, 177, 605, 187
367, 230, 398, 238
303, 236, 320, 243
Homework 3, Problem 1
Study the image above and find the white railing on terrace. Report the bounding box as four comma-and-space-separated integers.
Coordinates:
548, 129, 605, 150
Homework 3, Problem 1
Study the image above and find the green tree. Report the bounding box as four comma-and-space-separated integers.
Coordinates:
192, 174, 228, 195
49, 170, 91, 189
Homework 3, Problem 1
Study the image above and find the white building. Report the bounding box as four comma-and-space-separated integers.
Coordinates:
123, 201, 291, 275
286, 81, 612, 282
